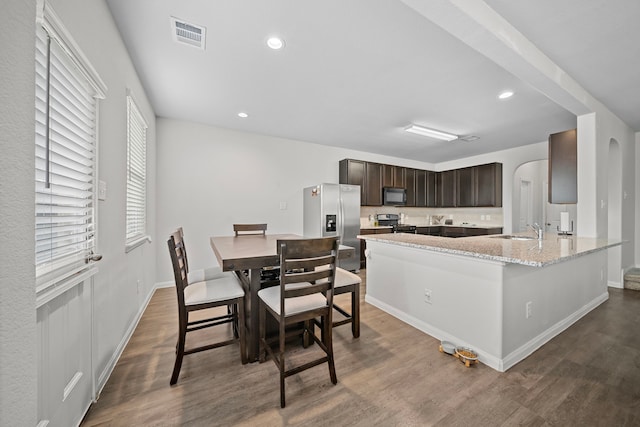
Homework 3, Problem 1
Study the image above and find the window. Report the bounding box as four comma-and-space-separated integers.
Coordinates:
35, 5, 106, 292
125, 94, 148, 250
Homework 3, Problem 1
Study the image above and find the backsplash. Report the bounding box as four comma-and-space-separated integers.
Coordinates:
360, 206, 503, 228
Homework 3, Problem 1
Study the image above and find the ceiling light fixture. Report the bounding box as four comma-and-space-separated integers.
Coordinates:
237, 112, 248, 118
266, 36, 285, 50
498, 91, 514, 99
404, 124, 458, 141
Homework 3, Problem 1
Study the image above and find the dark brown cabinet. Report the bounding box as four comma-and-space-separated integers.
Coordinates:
475, 163, 502, 207
359, 228, 392, 267
339, 159, 383, 206
548, 129, 577, 204
340, 158, 499, 207
365, 162, 383, 206
405, 168, 416, 207
456, 167, 475, 207
416, 226, 442, 236
437, 170, 456, 207
382, 164, 406, 188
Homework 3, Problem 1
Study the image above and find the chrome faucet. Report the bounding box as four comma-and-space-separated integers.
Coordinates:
529, 223, 544, 240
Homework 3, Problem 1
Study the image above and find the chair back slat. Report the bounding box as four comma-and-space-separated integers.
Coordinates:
234, 223, 267, 236
167, 230, 190, 310
277, 237, 339, 302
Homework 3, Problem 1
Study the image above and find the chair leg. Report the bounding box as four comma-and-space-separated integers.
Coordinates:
259, 301, 266, 363
324, 313, 337, 385
170, 324, 186, 385
279, 321, 287, 408
352, 287, 360, 338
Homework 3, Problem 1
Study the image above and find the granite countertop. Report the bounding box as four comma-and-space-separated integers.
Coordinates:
358, 232, 624, 267
360, 223, 502, 230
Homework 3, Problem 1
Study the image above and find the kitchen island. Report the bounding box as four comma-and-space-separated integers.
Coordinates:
360, 232, 624, 371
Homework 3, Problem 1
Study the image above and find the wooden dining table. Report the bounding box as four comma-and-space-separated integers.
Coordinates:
210, 234, 355, 362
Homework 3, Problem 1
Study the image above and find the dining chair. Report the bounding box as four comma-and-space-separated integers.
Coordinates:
233, 223, 267, 236
167, 230, 247, 385
316, 267, 361, 338
258, 236, 340, 408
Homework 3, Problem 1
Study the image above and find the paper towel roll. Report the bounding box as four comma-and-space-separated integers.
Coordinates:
560, 212, 570, 232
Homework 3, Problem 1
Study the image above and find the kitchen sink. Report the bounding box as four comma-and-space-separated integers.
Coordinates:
490, 235, 537, 241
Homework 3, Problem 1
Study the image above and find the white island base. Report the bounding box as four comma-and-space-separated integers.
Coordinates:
364, 240, 609, 372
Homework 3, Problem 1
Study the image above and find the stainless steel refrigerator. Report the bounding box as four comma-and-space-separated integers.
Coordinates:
303, 183, 361, 272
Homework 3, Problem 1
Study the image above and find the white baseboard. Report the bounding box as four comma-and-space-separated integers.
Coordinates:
365, 291, 609, 372
93, 282, 163, 399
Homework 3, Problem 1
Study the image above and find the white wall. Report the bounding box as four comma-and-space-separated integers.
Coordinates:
156, 118, 437, 282
47, 0, 158, 390
0, 1, 38, 425
637, 132, 640, 267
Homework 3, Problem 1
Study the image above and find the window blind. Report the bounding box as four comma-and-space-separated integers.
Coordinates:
35, 24, 100, 288
125, 95, 148, 244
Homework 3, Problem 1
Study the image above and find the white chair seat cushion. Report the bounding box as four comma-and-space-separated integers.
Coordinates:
187, 266, 229, 284
258, 284, 327, 316
184, 275, 244, 306
315, 265, 361, 288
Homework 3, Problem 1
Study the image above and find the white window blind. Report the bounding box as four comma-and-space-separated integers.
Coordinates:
125, 95, 148, 247
35, 8, 105, 290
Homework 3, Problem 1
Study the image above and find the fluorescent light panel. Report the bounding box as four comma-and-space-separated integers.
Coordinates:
404, 124, 457, 141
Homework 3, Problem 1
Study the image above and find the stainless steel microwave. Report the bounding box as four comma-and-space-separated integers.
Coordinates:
383, 187, 406, 206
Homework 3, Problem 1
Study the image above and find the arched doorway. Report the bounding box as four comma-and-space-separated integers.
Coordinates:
607, 138, 622, 287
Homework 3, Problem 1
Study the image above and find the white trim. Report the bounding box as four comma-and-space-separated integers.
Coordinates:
125, 235, 152, 253
62, 371, 83, 402
93, 284, 159, 398
39, 0, 106, 98
36, 267, 98, 308
365, 290, 609, 372
36, 420, 49, 427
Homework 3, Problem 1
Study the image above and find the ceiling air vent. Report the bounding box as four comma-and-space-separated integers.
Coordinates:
170, 17, 206, 50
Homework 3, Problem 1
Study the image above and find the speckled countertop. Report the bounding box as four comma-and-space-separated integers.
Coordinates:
360, 224, 502, 230
359, 232, 624, 267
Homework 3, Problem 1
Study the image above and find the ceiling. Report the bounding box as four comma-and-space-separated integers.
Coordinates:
105, 0, 639, 164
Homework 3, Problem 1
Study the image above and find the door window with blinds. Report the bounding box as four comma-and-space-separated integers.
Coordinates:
35, 12, 106, 291
125, 95, 148, 250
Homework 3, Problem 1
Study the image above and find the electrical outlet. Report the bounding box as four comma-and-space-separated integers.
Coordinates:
424, 288, 432, 304
486, 214, 491, 221
481, 215, 486, 221
526, 301, 532, 319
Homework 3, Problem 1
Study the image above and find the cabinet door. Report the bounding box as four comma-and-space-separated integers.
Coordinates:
437, 170, 456, 207
339, 159, 366, 205
456, 166, 475, 207
405, 168, 416, 207
426, 171, 437, 207
365, 162, 383, 206
475, 163, 502, 207
382, 164, 406, 188
548, 129, 577, 204
416, 170, 427, 207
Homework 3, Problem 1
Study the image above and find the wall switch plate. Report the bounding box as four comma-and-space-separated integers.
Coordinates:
279, 201, 287, 210
481, 215, 486, 221
526, 301, 532, 318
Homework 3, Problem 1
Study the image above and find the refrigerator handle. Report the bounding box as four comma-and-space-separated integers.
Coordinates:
338, 198, 344, 245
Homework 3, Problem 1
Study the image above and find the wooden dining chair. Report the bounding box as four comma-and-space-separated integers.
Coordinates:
233, 223, 267, 236
167, 230, 247, 385
318, 267, 361, 338
258, 236, 340, 408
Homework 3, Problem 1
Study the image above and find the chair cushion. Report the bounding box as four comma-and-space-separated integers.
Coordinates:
315, 265, 361, 288
258, 284, 327, 316
184, 275, 244, 306
187, 266, 229, 284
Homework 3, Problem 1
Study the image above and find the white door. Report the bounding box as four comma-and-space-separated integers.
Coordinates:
519, 180, 532, 232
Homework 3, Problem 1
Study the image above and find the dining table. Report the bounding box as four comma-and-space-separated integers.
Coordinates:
210, 233, 355, 362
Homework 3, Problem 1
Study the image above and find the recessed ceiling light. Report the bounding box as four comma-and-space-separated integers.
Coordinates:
266, 36, 285, 50
237, 112, 248, 118
498, 91, 514, 99
404, 124, 458, 141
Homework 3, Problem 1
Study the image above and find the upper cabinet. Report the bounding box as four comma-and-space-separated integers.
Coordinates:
340, 159, 383, 206
382, 164, 406, 188
340, 159, 501, 207
548, 129, 577, 204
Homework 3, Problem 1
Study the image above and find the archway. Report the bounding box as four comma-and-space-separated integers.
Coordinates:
607, 139, 622, 287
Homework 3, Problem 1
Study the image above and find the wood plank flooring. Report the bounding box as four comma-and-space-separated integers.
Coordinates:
81, 271, 640, 426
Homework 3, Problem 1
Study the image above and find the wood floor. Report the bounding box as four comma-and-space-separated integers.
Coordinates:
82, 271, 640, 426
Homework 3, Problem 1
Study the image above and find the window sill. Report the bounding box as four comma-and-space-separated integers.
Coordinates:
125, 235, 152, 253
